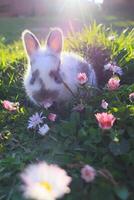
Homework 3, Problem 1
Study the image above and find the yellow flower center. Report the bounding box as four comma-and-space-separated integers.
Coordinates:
40, 181, 52, 192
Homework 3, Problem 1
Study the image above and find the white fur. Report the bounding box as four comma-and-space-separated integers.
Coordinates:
59, 52, 97, 100
23, 29, 97, 105
24, 51, 97, 102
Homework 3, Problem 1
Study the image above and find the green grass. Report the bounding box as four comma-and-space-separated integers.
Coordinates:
0, 16, 56, 43
0, 22, 134, 200
0, 13, 134, 43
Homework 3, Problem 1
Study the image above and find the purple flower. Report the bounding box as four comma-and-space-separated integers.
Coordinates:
28, 112, 45, 129
104, 63, 123, 76
112, 65, 123, 76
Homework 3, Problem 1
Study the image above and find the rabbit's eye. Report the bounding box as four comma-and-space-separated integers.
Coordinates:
54, 76, 58, 82
30, 69, 39, 85
49, 70, 62, 84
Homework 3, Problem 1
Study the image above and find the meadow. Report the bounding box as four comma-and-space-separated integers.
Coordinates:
0, 15, 134, 200
0, 14, 134, 42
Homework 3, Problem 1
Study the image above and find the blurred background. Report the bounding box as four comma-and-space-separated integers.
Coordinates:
0, 0, 134, 42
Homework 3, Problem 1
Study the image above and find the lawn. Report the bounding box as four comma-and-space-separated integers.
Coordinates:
0, 13, 134, 43
0, 13, 134, 200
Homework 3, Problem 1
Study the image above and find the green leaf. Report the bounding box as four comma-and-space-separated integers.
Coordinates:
88, 127, 102, 144
115, 186, 129, 200
90, 184, 115, 200
109, 139, 130, 156
59, 120, 77, 136
127, 127, 134, 138
78, 128, 87, 140
70, 112, 80, 125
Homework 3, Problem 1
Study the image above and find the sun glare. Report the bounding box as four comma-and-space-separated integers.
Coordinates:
94, 0, 104, 4
88, 0, 104, 3
63, 0, 104, 10
68, 0, 104, 3
66, 0, 81, 6
58, 0, 104, 29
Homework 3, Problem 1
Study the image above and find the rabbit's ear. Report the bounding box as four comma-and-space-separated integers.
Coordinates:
47, 28, 63, 54
22, 30, 40, 58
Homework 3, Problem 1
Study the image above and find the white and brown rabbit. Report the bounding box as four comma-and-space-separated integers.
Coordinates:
22, 28, 97, 107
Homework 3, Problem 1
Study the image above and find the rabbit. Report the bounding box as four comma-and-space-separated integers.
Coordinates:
22, 28, 97, 107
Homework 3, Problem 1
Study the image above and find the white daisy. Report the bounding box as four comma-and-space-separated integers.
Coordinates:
20, 162, 72, 200
28, 112, 45, 129
38, 124, 50, 136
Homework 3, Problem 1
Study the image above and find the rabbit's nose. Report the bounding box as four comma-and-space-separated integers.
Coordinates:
49, 70, 63, 84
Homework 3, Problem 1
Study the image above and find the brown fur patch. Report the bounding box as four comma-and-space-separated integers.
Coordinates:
32, 78, 59, 104
30, 69, 39, 85
49, 70, 63, 84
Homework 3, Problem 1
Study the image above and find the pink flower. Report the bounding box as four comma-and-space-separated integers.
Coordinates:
81, 165, 96, 183
129, 92, 134, 102
2, 100, 19, 111
95, 112, 116, 130
48, 113, 57, 122
107, 76, 120, 91
101, 99, 108, 109
77, 73, 88, 85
